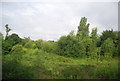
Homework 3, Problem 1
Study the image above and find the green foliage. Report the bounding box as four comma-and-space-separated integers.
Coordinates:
82, 38, 93, 57
6, 33, 21, 45
77, 17, 90, 39
35, 39, 43, 49
2, 17, 119, 79
2, 42, 118, 79
2, 33, 22, 55
2, 40, 12, 55
2, 54, 33, 79
57, 32, 85, 58
91, 28, 98, 44
100, 38, 115, 57
61, 65, 94, 79
90, 28, 100, 58
11, 44, 25, 55
2, 48, 53, 79
24, 41, 37, 49
35, 40, 58, 53
99, 29, 118, 47
93, 59, 118, 79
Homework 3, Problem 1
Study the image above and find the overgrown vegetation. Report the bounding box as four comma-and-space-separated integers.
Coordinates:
1, 17, 119, 79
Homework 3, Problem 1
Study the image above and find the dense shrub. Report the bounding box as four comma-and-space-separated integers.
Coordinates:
35, 40, 58, 54
35, 40, 43, 49
2, 33, 22, 55
24, 41, 37, 49
10, 44, 25, 55
57, 35, 85, 58
100, 38, 115, 57
2, 48, 51, 79
2, 54, 33, 79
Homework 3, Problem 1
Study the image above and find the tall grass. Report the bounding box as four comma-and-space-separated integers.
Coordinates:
2, 48, 118, 79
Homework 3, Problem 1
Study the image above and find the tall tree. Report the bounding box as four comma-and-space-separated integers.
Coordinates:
90, 28, 100, 58
77, 17, 90, 39
5, 24, 11, 40
91, 28, 98, 46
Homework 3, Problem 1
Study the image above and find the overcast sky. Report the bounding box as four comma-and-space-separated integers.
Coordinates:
0, 1, 118, 41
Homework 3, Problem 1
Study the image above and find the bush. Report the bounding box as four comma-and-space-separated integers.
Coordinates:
57, 35, 85, 58
100, 38, 115, 57
10, 44, 25, 55
35, 40, 58, 54
2, 54, 33, 79
24, 41, 37, 49
2, 33, 22, 55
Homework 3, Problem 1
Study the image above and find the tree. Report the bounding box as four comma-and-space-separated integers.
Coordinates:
76, 17, 90, 39
82, 38, 93, 57
90, 28, 99, 57
5, 24, 11, 39
91, 28, 98, 44
100, 38, 115, 57
24, 41, 37, 49
57, 31, 85, 58
35, 39, 43, 49
11, 44, 24, 55
2, 33, 22, 55
6, 33, 22, 46
99, 29, 116, 46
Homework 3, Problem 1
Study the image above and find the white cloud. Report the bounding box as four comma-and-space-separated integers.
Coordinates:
1, 0, 119, 2
1, 2, 118, 41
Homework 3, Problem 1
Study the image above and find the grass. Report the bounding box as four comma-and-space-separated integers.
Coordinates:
3, 48, 118, 79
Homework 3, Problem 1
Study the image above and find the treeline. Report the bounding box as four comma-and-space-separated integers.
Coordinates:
1, 17, 119, 59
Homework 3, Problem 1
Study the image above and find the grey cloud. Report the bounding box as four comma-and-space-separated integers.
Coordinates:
1, 2, 118, 41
